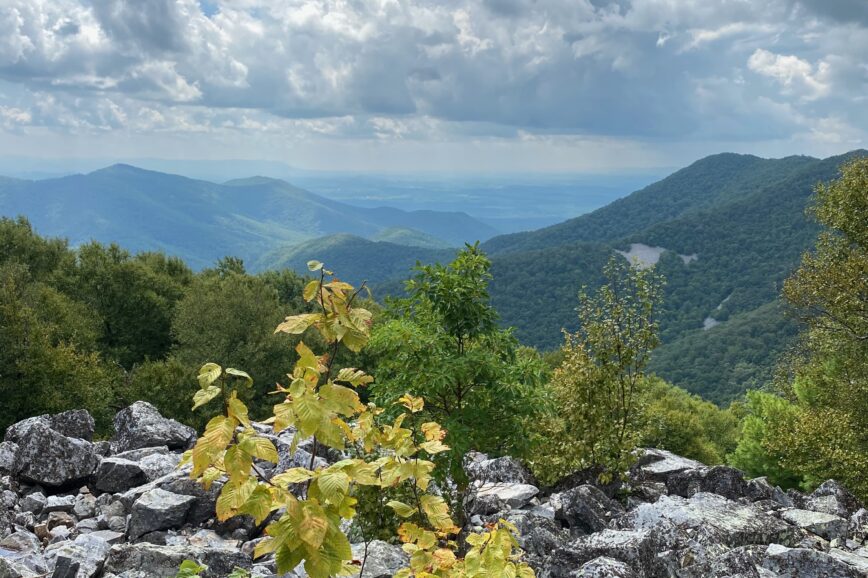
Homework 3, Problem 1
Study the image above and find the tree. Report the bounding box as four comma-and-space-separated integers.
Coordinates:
368, 245, 545, 481
62, 242, 192, 368
731, 156, 868, 499
0, 263, 118, 432
170, 270, 302, 418
530, 255, 664, 484
182, 261, 535, 578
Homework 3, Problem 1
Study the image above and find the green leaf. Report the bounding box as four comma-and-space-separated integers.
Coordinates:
197, 363, 222, 389
307, 260, 324, 272
226, 367, 253, 388
303, 279, 320, 302
192, 385, 221, 411
316, 469, 350, 502
387, 500, 417, 518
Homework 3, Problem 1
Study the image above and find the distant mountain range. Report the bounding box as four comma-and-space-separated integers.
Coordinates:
271, 150, 866, 404
0, 165, 497, 269
2, 151, 864, 404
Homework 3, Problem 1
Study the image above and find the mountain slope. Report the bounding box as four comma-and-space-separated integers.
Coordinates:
0, 165, 495, 269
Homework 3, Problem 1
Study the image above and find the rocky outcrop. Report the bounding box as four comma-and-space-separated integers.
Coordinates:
112, 402, 196, 453
2, 406, 867, 578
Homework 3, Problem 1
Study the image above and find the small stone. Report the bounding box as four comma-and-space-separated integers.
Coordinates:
93, 457, 148, 493
47, 511, 76, 530
73, 494, 97, 519
44, 495, 76, 513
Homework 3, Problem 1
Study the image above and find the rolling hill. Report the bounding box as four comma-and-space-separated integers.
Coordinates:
0, 165, 495, 270
255, 150, 866, 404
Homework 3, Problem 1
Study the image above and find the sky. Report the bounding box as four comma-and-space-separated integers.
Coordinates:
0, 0, 866, 172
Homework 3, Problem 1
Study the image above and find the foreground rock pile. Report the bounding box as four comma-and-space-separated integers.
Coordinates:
0, 405, 866, 577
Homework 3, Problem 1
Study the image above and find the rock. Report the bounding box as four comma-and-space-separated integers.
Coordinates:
464, 452, 536, 485
112, 402, 196, 453
12, 423, 99, 488
49, 533, 112, 578
47, 512, 76, 530
666, 466, 748, 500
88, 530, 125, 545
138, 453, 180, 481
93, 458, 148, 493
157, 473, 223, 525
46, 410, 96, 442
805, 480, 864, 520
44, 495, 76, 514
103, 542, 251, 578
542, 529, 661, 578
761, 543, 863, 578
0, 531, 42, 555
677, 545, 766, 578
0, 556, 48, 578
780, 508, 849, 541
128, 488, 196, 540
555, 485, 625, 534
746, 477, 794, 508
850, 509, 868, 542
466, 483, 539, 515
4, 411, 95, 445
620, 493, 799, 548
573, 556, 637, 577
828, 548, 868, 575
72, 495, 96, 520
348, 540, 408, 577
0, 441, 18, 474
503, 510, 570, 562
632, 449, 704, 483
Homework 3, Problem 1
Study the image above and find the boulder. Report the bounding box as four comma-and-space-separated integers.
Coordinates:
632, 449, 703, 483
555, 485, 625, 534
103, 542, 251, 578
112, 402, 196, 453
666, 466, 748, 500
128, 489, 196, 540
761, 543, 863, 578
573, 556, 637, 578
620, 493, 799, 548
675, 545, 767, 578
0, 531, 48, 577
464, 452, 536, 485
349, 540, 408, 577
46, 410, 96, 442
465, 483, 539, 516
745, 477, 794, 508
44, 495, 76, 513
12, 422, 98, 487
541, 529, 661, 578
805, 480, 864, 519
780, 508, 849, 541
48, 533, 112, 578
93, 458, 148, 494
0, 441, 18, 474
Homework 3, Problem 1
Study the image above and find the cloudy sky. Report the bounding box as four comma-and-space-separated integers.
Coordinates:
0, 0, 866, 172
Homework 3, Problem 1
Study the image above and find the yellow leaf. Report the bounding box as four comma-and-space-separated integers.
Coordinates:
398, 394, 425, 413
197, 363, 222, 389
272, 467, 315, 487
298, 502, 329, 548
387, 500, 417, 518
228, 394, 251, 427
275, 313, 321, 335
192, 385, 221, 411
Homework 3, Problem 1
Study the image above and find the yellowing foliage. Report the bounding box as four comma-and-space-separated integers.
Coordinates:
182, 262, 534, 578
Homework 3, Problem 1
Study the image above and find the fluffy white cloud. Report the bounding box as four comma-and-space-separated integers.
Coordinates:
0, 0, 864, 168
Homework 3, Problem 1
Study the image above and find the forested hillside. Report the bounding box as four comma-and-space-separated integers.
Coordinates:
0, 165, 494, 269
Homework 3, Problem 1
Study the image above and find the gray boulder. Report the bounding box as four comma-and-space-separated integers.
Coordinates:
465, 482, 539, 516
128, 489, 196, 540
666, 466, 748, 500
541, 529, 661, 578
805, 480, 863, 520
0, 441, 18, 474
464, 451, 537, 485
632, 449, 704, 483
573, 556, 637, 578
93, 458, 148, 493
113, 402, 196, 453
780, 508, 849, 541
13, 422, 98, 487
620, 493, 799, 548
349, 540, 408, 577
555, 485, 625, 534
761, 543, 863, 578
103, 542, 251, 578
49, 533, 112, 578
4, 410, 95, 445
